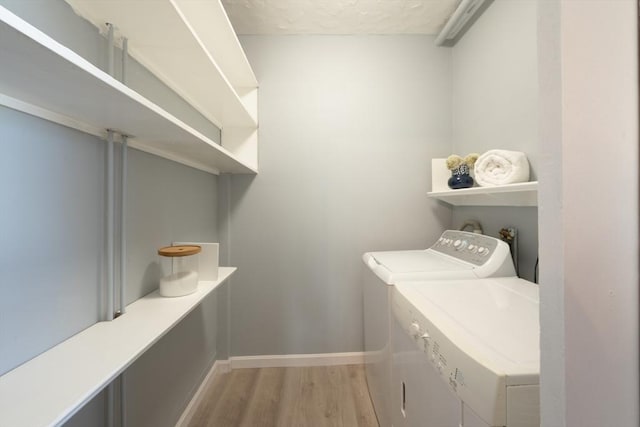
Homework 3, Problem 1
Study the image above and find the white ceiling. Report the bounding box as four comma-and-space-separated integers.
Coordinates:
221, 0, 459, 35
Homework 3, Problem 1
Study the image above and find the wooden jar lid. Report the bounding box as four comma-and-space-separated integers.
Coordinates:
158, 245, 201, 257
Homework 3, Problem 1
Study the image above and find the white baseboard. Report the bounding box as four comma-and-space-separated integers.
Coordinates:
175, 359, 230, 427
230, 352, 365, 369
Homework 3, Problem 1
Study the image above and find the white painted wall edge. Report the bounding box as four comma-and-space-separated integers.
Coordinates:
230, 352, 365, 369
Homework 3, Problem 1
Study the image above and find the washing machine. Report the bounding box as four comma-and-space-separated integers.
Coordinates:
392, 277, 540, 427
362, 230, 516, 427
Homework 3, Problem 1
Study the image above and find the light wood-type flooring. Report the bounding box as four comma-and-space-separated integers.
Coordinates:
186, 365, 379, 427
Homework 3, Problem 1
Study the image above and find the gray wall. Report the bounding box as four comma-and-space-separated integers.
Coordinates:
121, 150, 219, 427
126, 149, 218, 302
224, 35, 452, 357
0, 106, 105, 375
0, 1, 222, 426
450, 1, 538, 281
123, 292, 219, 427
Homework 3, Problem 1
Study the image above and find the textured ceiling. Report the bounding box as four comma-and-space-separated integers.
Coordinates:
221, 0, 459, 35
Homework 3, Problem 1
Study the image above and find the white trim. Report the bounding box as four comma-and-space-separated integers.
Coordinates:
0, 94, 221, 176
229, 352, 365, 369
174, 359, 231, 427
0, 93, 106, 139
126, 139, 221, 175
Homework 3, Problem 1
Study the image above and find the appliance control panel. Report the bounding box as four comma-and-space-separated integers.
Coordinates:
430, 230, 501, 266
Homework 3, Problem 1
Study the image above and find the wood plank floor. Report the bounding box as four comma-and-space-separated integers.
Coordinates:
186, 365, 379, 427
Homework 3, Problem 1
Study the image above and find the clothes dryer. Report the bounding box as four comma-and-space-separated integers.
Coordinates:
392, 277, 540, 427
362, 230, 515, 427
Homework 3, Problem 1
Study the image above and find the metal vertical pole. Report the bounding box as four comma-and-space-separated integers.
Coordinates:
107, 23, 114, 77
106, 130, 115, 322
122, 37, 128, 84
106, 383, 115, 427
120, 136, 127, 315
106, 129, 115, 427
106, 22, 118, 427
120, 373, 127, 427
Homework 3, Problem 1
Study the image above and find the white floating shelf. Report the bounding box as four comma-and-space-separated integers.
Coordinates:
64, 0, 258, 129
0, 267, 236, 427
0, 6, 256, 174
428, 181, 539, 206
429, 159, 538, 206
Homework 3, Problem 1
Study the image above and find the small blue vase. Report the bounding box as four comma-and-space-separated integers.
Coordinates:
447, 164, 474, 189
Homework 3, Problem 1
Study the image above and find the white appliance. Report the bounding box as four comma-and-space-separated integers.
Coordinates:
392, 278, 540, 427
362, 230, 515, 427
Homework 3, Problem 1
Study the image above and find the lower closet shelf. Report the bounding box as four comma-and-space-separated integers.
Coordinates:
0, 267, 236, 427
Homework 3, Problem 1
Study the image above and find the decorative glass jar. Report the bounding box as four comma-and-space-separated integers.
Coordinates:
447, 164, 474, 189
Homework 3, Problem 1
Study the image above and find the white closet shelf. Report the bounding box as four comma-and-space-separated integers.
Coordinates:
0, 267, 236, 427
64, 0, 258, 129
428, 181, 538, 206
0, 7, 256, 175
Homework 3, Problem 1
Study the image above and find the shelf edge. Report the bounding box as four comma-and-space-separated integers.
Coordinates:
0, 267, 237, 427
427, 181, 538, 197
427, 182, 539, 207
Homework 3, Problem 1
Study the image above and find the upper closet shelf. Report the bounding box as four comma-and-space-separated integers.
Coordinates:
65, 0, 258, 129
0, 268, 236, 427
0, 6, 256, 174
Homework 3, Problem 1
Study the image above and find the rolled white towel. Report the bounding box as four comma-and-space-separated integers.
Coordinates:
475, 150, 530, 187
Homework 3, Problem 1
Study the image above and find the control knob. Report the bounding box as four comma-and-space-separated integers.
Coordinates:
411, 321, 421, 338
453, 239, 468, 250
420, 332, 430, 350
